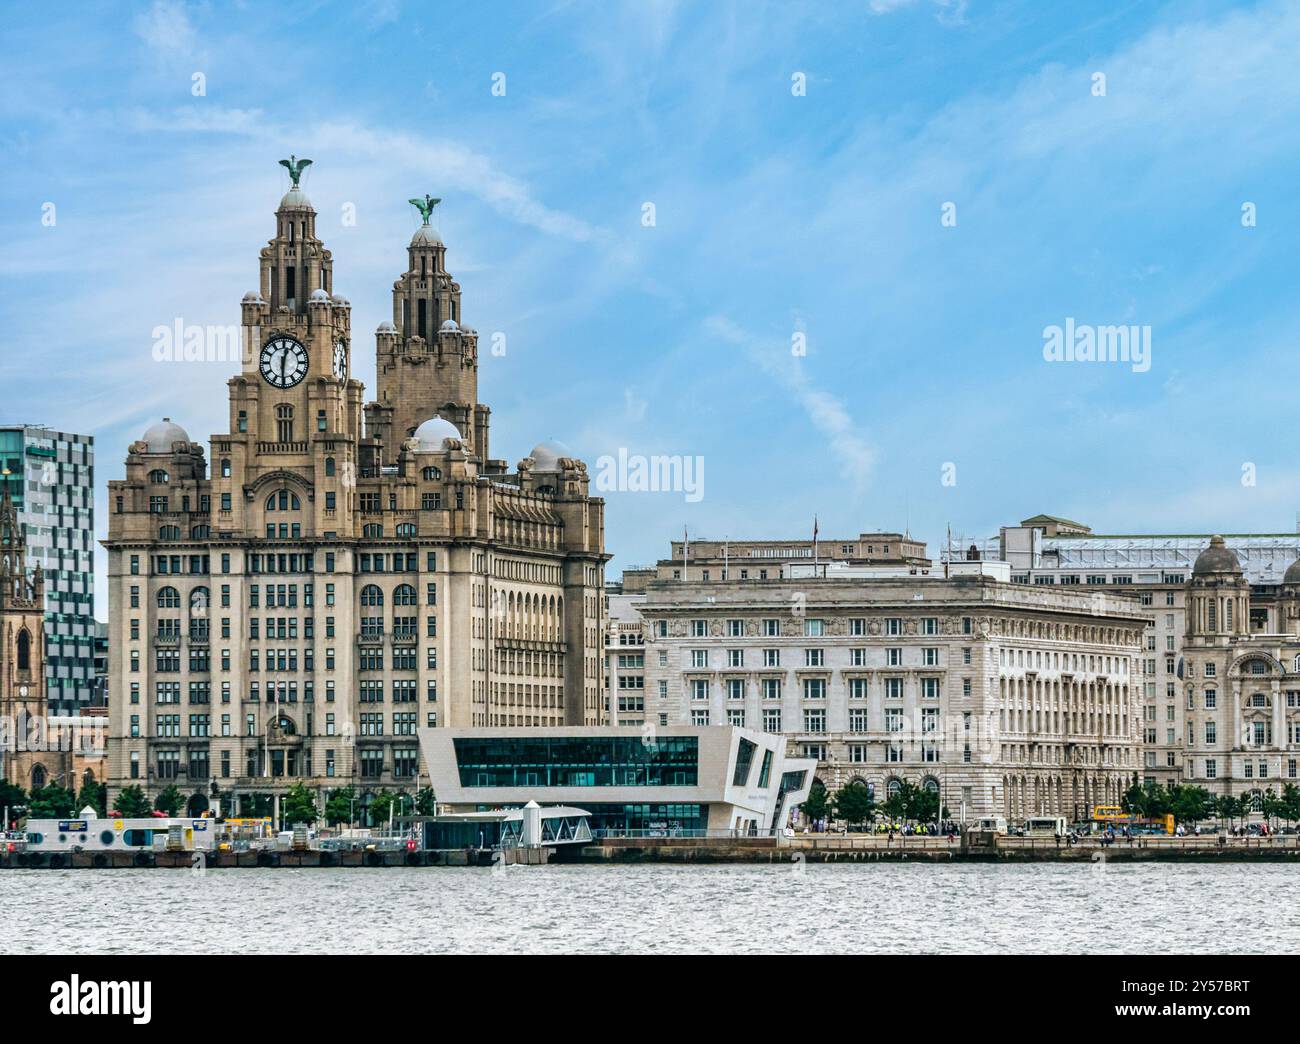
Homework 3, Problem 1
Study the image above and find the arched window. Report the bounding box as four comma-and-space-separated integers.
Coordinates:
190, 525, 210, 539
421, 466, 441, 480
325, 457, 336, 477
30, 764, 45, 790
220, 458, 231, 478
266, 490, 301, 512
275, 403, 294, 443
396, 522, 416, 538
360, 584, 384, 607
148, 469, 169, 484
886, 778, 902, 799
159, 525, 181, 540
16, 628, 31, 670
393, 584, 416, 606
189, 588, 209, 616
157, 586, 181, 608
362, 524, 383, 539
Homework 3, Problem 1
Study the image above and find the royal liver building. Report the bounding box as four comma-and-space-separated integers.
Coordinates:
105, 162, 608, 815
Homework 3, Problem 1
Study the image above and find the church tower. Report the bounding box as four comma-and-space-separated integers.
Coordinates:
0, 482, 59, 791
365, 197, 490, 465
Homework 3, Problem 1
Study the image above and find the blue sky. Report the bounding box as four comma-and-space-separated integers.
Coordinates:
4, 0, 1300, 615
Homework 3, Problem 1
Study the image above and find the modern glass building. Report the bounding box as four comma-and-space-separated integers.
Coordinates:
0, 425, 97, 712
422, 725, 816, 836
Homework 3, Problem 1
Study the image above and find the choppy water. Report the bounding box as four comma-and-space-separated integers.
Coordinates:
2, 863, 1294, 954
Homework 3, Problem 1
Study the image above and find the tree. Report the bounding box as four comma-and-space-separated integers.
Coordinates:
76, 778, 106, 817
1213, 794, 1245, 830
1120, 773, 1146, 817
368, 790, 395, 829
833, 782, 877, 829
1260, 787, 1284, 830
153, 784, 183, 816
908, 785, 940, 824
324, 787, 355, 827
27, 784, 77, 819
1281, 783, 1300, 827
282, 782, 317, 827
1168, 784, 1213, 826
113, 784, 151, 817
0, 779, 26, 826
799, 781, 833, 829
414, 787, 437, 816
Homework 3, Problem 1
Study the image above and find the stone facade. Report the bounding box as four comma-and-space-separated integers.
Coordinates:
1181, 536, 1300, 804
104, 168, 608, 818
635, 569, 1148, 821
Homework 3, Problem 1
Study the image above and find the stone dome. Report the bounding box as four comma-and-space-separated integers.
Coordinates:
279, 186, 313, 210
413, 416, 460, 453
529, 439, 573, 472
411, 225, 443, 247
1284, 558, 1300, 585
376, 320, 397, 334
309, 287, 331, 302
331, 293, 350, 307
439, 319, 459, 333
242, 290, 263, 303
141, 418, 190, 453
1192, 535, 1242, 576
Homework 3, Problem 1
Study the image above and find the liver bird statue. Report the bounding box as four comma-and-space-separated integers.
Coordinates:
279, 155, 313, 187
409, 194, 441, 224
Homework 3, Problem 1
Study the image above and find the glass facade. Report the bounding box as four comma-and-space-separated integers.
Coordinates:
0, 426, 97, 711
582, 802, 708, 836
732, 737, 756, 786
454, 735, 699, 787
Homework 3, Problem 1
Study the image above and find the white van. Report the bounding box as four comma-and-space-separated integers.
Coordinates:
975, 816, 1007, 834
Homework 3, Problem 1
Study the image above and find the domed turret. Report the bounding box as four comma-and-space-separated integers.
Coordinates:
140, 418, 190, 453
1192, 535, 1241, 576
413, 416, 461, 453
411, 224, 443, 247
529, 439, 573, 472
278, 185, 313, 211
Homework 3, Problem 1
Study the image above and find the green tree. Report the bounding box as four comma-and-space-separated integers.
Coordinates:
27, 784, 77, 819
414, 787, 437, 816
1120, 773, 1147, 816
832, 781, 877, 828
113, 784, 151, 817
1260, 787, 1284, 830
1214, 794, 1245, 830
324, 787, 355, 827
799, 781, 833, 829
152, 784, 183, 816
368, 789, 395, 828
908, 785, 941, 824
239, 792, 272, 818
1281, 783, 1300, 826
281, 782, 318, 827
76, 778, 106, 817
0, 779, 27, 825
1168, 784, 1213, 826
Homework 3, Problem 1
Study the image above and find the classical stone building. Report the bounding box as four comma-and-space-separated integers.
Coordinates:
633, 555, 1148, 822
962, 515, 1300, 790
1181, 535, 1300, 806
104, 163, 608, 818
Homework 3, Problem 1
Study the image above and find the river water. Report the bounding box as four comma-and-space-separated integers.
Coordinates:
2, 863, 1292, 954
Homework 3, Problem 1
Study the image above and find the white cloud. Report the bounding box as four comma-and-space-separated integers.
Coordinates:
133, 0, 197, 58
704, 315, 876, 490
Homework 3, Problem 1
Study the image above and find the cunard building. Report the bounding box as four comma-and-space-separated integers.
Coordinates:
105, 162, 608, 817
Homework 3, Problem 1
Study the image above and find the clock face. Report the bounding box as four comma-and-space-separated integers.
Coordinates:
333, 340, 347, 380
18, 685, 28, 698
259, 336, 308, 388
